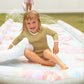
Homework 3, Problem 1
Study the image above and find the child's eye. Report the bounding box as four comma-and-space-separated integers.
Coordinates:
27, 23, 30, 24
33, 21, 36, 24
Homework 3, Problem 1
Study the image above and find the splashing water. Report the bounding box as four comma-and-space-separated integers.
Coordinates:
6, 9, 24, 23
40, 14, 57, 24
5, 9, 57, 24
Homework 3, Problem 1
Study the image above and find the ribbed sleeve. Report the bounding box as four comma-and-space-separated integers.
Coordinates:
45, 27, 58, 41
12, 32, 25, 45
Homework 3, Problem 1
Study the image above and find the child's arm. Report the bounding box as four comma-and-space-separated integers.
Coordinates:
45, 27, 59, 54
8, 31, 25, 49
53, 42, 59, 54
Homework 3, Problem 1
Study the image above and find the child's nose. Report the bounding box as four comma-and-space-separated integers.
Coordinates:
30, 24, 33, 28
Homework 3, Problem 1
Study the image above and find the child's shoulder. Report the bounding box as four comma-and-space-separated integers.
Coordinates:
39, 25, 49, 32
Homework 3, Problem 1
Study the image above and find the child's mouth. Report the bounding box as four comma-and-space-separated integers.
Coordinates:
30, 27, 35, 30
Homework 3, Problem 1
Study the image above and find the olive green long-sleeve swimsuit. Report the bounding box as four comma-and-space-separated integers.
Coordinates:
12, 26, 58, 57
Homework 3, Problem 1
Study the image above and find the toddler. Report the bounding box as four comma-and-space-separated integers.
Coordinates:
23, 0, 34, 11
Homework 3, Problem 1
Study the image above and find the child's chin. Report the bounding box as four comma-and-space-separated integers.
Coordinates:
31, 31, 35, 33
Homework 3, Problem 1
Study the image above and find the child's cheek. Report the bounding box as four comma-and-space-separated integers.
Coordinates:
27, 25, 30, 29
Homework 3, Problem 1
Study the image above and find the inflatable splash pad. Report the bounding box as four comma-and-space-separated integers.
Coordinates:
0, 19, 84, 84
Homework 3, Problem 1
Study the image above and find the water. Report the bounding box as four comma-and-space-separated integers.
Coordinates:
6, 9, 24, 23
5, 9, 57, 24
40, 14, 57, 24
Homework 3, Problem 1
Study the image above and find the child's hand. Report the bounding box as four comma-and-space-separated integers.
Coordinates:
53, 42, 59, 54
53, 46, 59, 54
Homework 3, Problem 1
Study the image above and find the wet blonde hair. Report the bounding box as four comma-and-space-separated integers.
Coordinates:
22, 10, 41, 32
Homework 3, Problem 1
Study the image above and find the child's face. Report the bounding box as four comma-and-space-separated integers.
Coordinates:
26, 19, 39, 33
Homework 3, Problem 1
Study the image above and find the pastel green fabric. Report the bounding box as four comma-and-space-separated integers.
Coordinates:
12, 26, 58, 56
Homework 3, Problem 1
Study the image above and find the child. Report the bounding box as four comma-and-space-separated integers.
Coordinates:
23, 0, 34, 11
8, 10, 68, 69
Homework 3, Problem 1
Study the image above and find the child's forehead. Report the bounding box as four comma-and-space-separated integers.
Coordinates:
25, 19, 37, 22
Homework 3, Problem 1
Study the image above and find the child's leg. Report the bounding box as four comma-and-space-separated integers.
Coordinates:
43, 49, 68, 69
26, 3, 32, 11
29, 3, 32, 10
24, 49, 55, 66
26, 3, 28, 11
